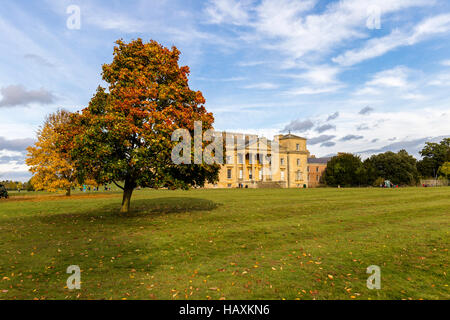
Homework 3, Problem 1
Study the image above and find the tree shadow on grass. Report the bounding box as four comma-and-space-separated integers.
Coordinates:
112, 197, 220, 217
36, 197, 220, 224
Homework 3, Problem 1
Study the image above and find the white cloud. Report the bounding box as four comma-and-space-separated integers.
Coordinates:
427, 73, 450, 86
334, 13, 450, 66
354, 66, 423, 99
354, 87, 382, 96
366, 66, 411, 88
249, 0, 430, 64
307, 108, 450, 157
285, 84, 343, 95
204, 0, 251, 25
297, 65, 341, 85
401, 93, 426, 100
237, 60, 269, 67
441, 60, 450, 66
204, 0, 435, 73
243, 82, 279, 90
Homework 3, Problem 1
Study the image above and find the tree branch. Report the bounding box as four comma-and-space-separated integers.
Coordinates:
113, 181, 124, 190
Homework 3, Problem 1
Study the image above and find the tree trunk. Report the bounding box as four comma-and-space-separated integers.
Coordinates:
120, 180, 135, 214
66, 188, 71, 197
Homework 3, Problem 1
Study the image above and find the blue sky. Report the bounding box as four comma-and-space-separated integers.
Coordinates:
1, 0, 450, 181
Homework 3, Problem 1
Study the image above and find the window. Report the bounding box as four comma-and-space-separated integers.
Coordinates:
297, 159, 300, 166
239, 169, 243, 179
307, 166, 309, 172
317, 175, 319, 182
259, 169, 263, 180
316, 167, 319, 172
280, 158, 285, 165
296, 170, 302, 181
227, 184, 232, 188
280, 170, 285, 181
238, 154, 243, 164
296, 144, 300, 151
249, 169, 253, 180
227, 169, 232, 179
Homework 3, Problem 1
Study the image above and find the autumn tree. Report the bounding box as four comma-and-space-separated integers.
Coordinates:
63, 39, 219, 213
26, 109, 77, 196
438, 162, 450, 179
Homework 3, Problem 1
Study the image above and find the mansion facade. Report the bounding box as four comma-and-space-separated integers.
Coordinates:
206, 132, 330, 189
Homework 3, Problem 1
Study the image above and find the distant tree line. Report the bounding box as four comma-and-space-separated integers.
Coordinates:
323, 138, 450, 187
0, 180, 34, 191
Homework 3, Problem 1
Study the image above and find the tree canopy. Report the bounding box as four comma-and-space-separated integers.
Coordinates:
417, 138, 450, 178
62, 39, 219, 213
364, 150, 419, 186
322, 153, 365, 187
323, 150, 420, 187
438, 162, 450, 179
26, 109, 77, 196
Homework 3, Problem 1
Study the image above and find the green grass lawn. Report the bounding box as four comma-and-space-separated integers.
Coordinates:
0, 187, 448, 300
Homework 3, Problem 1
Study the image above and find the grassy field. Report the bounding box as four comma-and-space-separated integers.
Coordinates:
0, 187, 448, 300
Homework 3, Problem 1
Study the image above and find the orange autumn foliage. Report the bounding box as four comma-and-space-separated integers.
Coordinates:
26, 110, 79, 196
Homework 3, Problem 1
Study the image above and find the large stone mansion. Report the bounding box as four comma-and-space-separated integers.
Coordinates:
206, 132, 330, 188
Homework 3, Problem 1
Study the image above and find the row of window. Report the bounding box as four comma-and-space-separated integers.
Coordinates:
227, 169, 304, 181
280, 158, 302, 166
226, 154, 304, 166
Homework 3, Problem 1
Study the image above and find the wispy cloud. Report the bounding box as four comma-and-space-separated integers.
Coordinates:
359, 106, 374, 115
206, 0, 433, 68
243, 82, 279, 90
366, 66, 411, 88
356, 123, 370, 131
283, 119, 314, 132
204, 0, 250, 25
297, 65, 341, 85
315, 124, 336, 133
354, 66, 424, 100
357, 135, 450, 157
308, 135, 335, 145
285, 85, 343, 95
340, 134, 364, 141
24, 54, 54, 68
321, 141, 336, 147
334, 13, 450, 66
327, 112, 339, 121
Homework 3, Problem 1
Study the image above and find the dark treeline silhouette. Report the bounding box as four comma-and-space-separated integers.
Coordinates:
323, 138, 449, 187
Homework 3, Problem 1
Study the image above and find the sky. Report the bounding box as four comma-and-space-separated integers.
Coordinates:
0, 0, 449, 181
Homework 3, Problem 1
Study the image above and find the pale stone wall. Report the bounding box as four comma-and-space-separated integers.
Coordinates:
205, 133, 310, 188
420, 179, 449, 187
